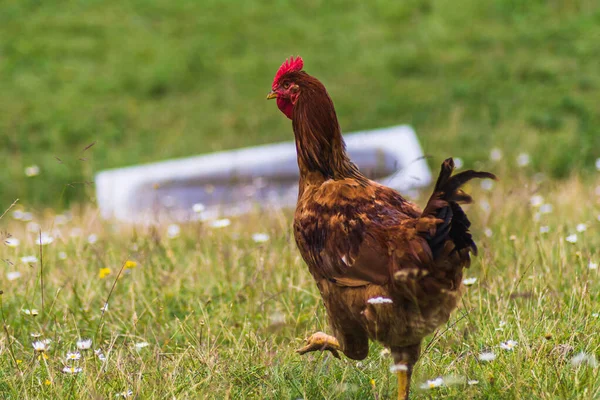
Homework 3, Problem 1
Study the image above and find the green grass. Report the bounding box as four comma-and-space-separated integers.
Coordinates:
1, 0, 600, 207
1, 173, 600, 398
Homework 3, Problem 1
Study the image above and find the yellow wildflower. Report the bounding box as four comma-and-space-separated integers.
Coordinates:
98, 268, 112, 279
44, 379, 51, 386
124, 260, 137, 269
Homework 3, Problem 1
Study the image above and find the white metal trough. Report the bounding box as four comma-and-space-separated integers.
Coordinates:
95, 125, 431, 223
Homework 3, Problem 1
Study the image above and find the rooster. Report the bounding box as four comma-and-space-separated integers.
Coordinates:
267, 56, 496, 399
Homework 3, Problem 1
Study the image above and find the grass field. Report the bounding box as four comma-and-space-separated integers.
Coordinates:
1, 170, 600, 399
1, 0, 600, 207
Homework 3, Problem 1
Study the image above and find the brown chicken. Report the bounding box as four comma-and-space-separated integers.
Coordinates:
267, 56, 496, 399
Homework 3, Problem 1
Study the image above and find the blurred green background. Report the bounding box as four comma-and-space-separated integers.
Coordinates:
1, 0, 599, 208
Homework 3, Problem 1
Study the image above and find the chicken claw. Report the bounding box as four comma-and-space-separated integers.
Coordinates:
296, 332, 341, 358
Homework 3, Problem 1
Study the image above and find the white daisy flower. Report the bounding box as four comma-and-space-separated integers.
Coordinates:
21, 255, 38, 263
36, 232, 54, 246
500, 340, 518, 351
490, 148, 502, 161
576, 223, 587, 232
210, 218, 231, 228
87, 234, 98, 244
478, 352, 496, 362
571, 352, 598, 368
192, 203, 206, 213
529, 195, 544, 207
390, 364, 408, 373
166, 224, 180, 239
484, 228, 493, 238
7, 271, 21, 281
589, 262, 598, 270
367, 297, 393, 304
77, 339, 92, 350
480, 180, 494, 191
516, 153, 530, 167
134, 342, 150, 350
12, 210, 24, 220
66, 352, 81, 361
115, 390, 134, 398
463, 278, 477, 286
566, 234, 578, 244
420, 377, 444, 389
62, 366, 83, 374
25, 165, 40, 177
32, 341, 48, 352
58, 251, 68, 260
539, 204, 553, 214
95, 349, 107, 362
453, 158, 463, 169
5, 237, 20, 247
22, 309, 39, 316
539, 226, 550, 234
468, 380, 479, 385
252, 233, 270, 243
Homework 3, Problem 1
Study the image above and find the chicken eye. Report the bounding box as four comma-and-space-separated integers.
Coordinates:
283, 82, 290, 89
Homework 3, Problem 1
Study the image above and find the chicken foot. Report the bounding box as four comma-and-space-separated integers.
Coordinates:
296, 331, 341, 359
391, 343, 421, 400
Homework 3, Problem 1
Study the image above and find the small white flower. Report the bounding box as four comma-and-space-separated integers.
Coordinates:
32, 341, 48, 352
490, 148, 502, 162
36, 232, 54, 245
27, 222, 40, 232
22, 212, 33, 222
484, 228, 493, 238
87, 234, 98, 244
596, 158, 600, 171
115, 390, 134, 398
390, 364, 408, 373
101, 303, 109, 312
58, 251, 68, 260
420, 377, 444, 389
566, 234, 578, 244
7, 271, 21, 281
453, 158, 463, 169
167, 224, 180, 239
588, 262, 598, 270
571, 352, 598, 368
25, 165, 40, 177
23, 309, 39, 316
479, 199, 491, 213
576, 223, 587, 232
12, 210, 24, 220
468, 380, 479, 385
30, 333, 42, 338
5, 237, 20, 247
539, 226, 550, 234
252, 233, 270, 243
95, 348, 107, 362
516, 153, 530, 167
480, 180, 494, 191
539, 204, 553, 214
463, 278, 477, 286
134, 342, 150, 350
478, 352, 496, 362
192, 203, 206, 213
77, 339, 92, 350
380, 348, 390, 357
210, 218, 231, 228
66, 352, 81, 361
529, 195, 544, 207
21, 255, 38, 263
593, 313, 599, 318
62, 366, 83, 374
367, 297, 393, 304
500, 340, 518, 351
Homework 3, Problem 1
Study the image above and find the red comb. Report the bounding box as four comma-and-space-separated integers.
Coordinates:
272, 56, 304, 88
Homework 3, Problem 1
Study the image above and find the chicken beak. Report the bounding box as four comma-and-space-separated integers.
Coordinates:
266, 90, 278, 100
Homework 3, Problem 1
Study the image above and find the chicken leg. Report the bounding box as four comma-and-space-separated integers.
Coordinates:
296, 331, 341, 358
391, 343, 421, 400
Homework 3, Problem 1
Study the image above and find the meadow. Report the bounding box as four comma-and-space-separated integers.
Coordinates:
1, 0, 600, 398
1, 168, 600, 399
